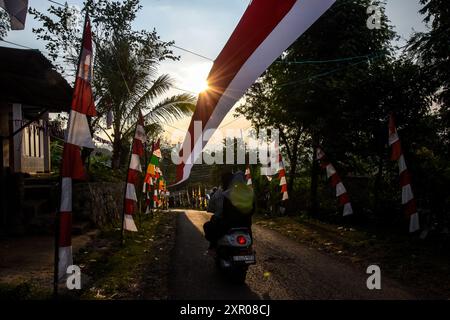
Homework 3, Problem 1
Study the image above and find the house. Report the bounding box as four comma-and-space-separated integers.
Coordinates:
0, 46, 72, 173
0, 46, 72, 234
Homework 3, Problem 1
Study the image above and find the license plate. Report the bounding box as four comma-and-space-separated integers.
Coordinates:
232, 255, 255, 263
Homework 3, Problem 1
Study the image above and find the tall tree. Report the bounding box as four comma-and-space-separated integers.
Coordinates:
238, 0, 396, 214
30, 0, 195, 168
408, 0, 450, 145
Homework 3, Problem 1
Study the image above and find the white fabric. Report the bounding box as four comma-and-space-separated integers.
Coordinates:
260, 166, 277, 176
247, 179, 252, 186
123, 214, 138, 232
402, 184, 414, 204
60, 177, 72, 212
135, 124, 146, 143
398, 154, 407, 174
389, 132, 399, 146
282, 191, 289, 201
125, 183, 137, 201
343, 202, 353, 216
175, 0, 336, 185
58, 246, 73, 280
409, 212, 420, 233
279, 176, 287, 186
335, 182, 347, 197
326, 164, 336, 178
66, 110, 95, 148
129, 154, 142, 172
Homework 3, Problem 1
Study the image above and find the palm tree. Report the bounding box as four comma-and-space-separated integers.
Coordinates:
93, 37, 196, 168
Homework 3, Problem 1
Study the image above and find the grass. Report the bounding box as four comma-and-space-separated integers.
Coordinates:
0, 211, 175, 300
254, 214, 450, 299
73, 211, 174, 300
0, 281, 52, 300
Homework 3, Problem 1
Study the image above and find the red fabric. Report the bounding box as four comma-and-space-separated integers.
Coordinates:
132, 138, 144, 156
399, 170, 411, 187
320, 161, 330, 169
391, 141, 402, 161
338, 193, 350, 205
281, 184, 288, 193
61, 143, 85, 180
330, 174, 341, 187
71, 17, 96, 116
59, 212, 72, 247
404, 199, 417, 216
388, 114, 397, 137
71, 78, 96, 116
176, 0, 297, 183
278, 169, 286, 178
127, 169, 139, 184
124, 199, 136, 215
137, 111, 145, 126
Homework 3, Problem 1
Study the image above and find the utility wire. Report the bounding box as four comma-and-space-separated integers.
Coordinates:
46, 0, 215, 62
276, 51, 382, 65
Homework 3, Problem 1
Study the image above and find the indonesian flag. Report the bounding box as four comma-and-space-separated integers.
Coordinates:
173, 0, 336, 185
123, 112, 145, 232
0, 0, 28, 30
278, 154, 289, 201
245, 166, 252, 186
57, 15, 96, 280
316, 148, 353, 216
389, 114, 419, 233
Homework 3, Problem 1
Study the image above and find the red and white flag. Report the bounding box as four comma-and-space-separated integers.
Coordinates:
316, 148, 353, 216
388, 114, 419, 233
173, 0, 336, 185
245, 166, 252, 186
123, 112, 145, 232
0, 0, 28, 30
58, 15, 96, 280
278, 153, 289, 201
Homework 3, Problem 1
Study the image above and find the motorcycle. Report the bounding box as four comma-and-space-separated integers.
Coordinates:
215, 227, 256, 284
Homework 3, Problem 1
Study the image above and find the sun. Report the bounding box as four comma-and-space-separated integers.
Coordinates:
197, 79, 210, 93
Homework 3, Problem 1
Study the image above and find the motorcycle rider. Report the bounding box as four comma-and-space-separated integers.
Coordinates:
204, 171, 254, 251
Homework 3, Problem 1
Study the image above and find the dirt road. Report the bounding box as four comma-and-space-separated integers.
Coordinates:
169, 210, 414, 300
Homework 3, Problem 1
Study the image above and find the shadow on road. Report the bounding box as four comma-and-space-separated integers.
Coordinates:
169, 211, 260, 300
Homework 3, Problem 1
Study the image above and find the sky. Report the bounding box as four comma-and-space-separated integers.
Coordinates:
2, 0, 429, 148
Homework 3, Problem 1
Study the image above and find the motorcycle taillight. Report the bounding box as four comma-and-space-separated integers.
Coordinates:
236, 235, 247, 245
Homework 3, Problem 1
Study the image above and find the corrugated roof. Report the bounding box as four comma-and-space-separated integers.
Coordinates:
0, 46, 72, 112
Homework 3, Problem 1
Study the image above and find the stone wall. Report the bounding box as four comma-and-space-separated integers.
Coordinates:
73, 182, 125, 228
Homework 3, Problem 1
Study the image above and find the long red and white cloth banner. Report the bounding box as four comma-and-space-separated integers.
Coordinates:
123, 112, 145, 232
0, 0, 28, 30
278, 153, 289, 201
58, 15, 96, 280
388, 114, 419, 233
245, 166, 252, 186
316, 147, 353, 216
173, 0, 336, 185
